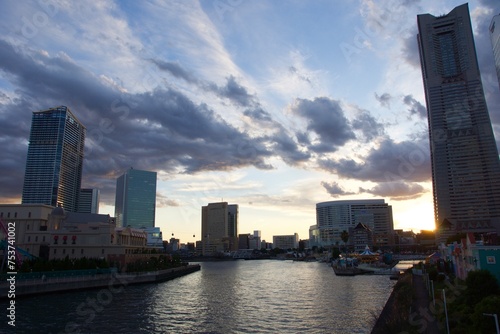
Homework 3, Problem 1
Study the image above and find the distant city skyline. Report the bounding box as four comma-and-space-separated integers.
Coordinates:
1, 1, 499, 242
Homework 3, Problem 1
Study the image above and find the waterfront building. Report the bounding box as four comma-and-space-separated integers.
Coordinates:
114, 168, 157, 229
238, 233, 250, 250
78, 188, 100, 214
145, 226, 163, 249
22, 106, 86, 213
249, 230, 261, 250
0, 204, 155, 270
440, 233, 500, 283
273, 233, 299, 250
352, 223, 373, 253
417, 4, 500, 244
490, 13, 500, 89
313, 199, 394, 249
201, 202, 239, 255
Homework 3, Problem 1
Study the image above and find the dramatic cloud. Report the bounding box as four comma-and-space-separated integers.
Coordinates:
321, 181, 355, 197
403, 94, 427, 118
290, 97, 356, 153
319, 137, 431, 183
351, 109, 385, 141
360, 181, 427, 200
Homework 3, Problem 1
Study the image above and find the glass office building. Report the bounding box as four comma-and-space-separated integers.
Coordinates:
417, 4, 500, 242
114, 168, 157, 228
22, 106, 86, 213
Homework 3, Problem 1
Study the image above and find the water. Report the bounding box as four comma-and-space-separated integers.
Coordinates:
9, 260, 396, 334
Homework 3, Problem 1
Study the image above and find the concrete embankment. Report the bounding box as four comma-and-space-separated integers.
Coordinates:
1, 264, 200, 298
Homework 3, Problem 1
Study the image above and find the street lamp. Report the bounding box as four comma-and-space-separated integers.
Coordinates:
483, 313, 500, 334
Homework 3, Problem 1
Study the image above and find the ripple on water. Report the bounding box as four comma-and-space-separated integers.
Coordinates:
14, 261, 394, 334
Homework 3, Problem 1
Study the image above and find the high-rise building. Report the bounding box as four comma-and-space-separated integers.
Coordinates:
312, 199, 394, 249
114, 168, 157, 228
78, 188, 100, 213
22, 106, 86, 212
417, 4, 500, 243
201, 202, 238, 255
490, 13, 500, 89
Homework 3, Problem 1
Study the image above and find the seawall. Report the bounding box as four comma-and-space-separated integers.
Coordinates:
1, 264, 200, 298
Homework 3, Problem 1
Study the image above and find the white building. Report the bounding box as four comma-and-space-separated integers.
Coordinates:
273, 234, 299, 250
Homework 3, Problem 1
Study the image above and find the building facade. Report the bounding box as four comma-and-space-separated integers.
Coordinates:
114, 168, 157, 229
201, 202, 238, 255
417, 4, 500, 243
490, 13, 500, 89
312, 199, 394, 249
273, 234, 299, 250
22, 106, 86, 213
0, 204, 152, 271
78, 188, 100, 213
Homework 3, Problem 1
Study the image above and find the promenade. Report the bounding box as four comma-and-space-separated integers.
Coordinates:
0, 264, 200, 298
372, 273, 441, 333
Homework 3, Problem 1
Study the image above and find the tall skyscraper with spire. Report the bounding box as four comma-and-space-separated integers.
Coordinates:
417, 4, 500, 243
22, 106, 86, 212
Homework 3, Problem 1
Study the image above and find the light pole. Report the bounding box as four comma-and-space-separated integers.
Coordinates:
483, 313, 500, 334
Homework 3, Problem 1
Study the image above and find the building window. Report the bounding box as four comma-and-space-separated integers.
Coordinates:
35, 236, 38, 242
54, 249, 57, 254
81, 249, 84, 254
43, 236, 45, 242
28, 236, 31, 242
72, 249, 75, 254
101, 249, 105, 254
63, 249, 66, 254
28, 212, 32, 218
14, 212, 17, 218
7, 212, 10, 218
27, 224, 30, 231
0, 212, 2, 217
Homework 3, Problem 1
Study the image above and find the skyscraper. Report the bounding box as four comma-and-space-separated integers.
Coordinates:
490, 13, 500, 89
78, 188, 100, 214
417, 4, 500, 242
201, 202, 238, 255
22, 106, 86, 212
114, 168, 157, 228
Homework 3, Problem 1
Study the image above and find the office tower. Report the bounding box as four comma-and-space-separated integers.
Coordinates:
78, 188, 100, 213
22, 106, 85, 212
417, 4, 500, 243
491, 14, 500, 89
114, 168, 157, 228
201, 202, 238, 255
313, 199, 394, 248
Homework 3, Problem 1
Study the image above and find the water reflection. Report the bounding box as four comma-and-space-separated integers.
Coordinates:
14, 260, 395, 334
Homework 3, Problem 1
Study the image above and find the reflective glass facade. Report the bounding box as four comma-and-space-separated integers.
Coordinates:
22, 106, 85, 213
114, 168, 157, 228
418, 4, 500, 241
491, 14, 500, 89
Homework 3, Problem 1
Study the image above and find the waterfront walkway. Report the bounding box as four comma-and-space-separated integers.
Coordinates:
372, 273, 441, 333
411, 274, 440, 334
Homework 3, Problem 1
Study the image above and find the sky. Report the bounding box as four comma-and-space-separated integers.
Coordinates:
1, 0, 500, 244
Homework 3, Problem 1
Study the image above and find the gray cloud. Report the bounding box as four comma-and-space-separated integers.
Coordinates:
403, 94, 427, 118
375, 92, 392, 108
351, 110, 385, 141
291, 97, 356, 153
359, 181, 427, 200
321, 181, 355, 197
0, 39, 298, 205
319, 137, 431, 183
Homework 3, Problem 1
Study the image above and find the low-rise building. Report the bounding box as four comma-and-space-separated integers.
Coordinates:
273, 234, 299, 250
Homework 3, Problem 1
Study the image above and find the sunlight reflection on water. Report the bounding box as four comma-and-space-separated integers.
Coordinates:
15, 260, 395, 334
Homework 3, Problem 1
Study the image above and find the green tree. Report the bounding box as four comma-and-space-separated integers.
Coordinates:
470, 295, 500, 333
465, 270, 500, 306
341, 230, 349, 253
